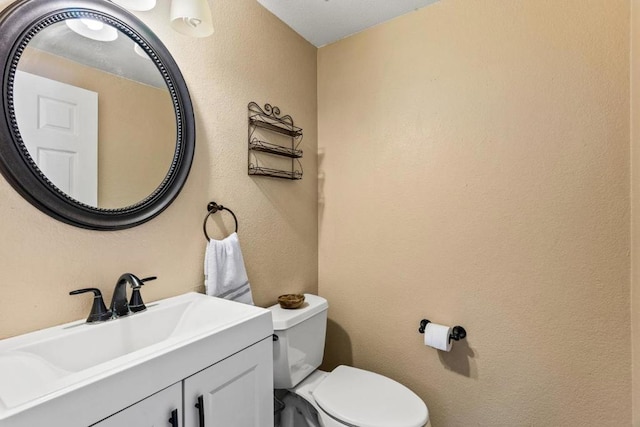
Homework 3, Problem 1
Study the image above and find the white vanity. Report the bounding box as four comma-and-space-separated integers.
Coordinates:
0, 293, 274, 426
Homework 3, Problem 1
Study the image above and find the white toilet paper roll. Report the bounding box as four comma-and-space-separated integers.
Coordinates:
424, 322, 453, 352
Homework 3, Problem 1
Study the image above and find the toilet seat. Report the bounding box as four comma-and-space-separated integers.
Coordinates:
312, 366, 428, 427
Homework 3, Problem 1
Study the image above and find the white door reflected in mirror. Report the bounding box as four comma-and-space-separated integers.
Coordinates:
13, 71, 98, 206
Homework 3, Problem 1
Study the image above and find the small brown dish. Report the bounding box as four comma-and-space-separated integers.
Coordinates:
278, 294, 305, 309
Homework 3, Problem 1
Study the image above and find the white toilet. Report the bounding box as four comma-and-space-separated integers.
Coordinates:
268, 294, 431, 427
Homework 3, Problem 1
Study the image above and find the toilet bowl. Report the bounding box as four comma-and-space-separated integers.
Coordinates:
268, 294, 430, 427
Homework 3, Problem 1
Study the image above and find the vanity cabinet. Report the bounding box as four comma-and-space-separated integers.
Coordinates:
91, 338, 273, 427
91, 383, 182, 427
184, 338, 273, 426
0, 292, 274, 427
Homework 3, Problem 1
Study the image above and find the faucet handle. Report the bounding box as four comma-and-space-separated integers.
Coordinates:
129, 276, 157, 313
69, 288, 112, 323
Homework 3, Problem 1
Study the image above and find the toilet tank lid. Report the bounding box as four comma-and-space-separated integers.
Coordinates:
267, 294, 328, 330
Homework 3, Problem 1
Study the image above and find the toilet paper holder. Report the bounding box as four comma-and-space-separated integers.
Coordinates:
418, 319, 467, 343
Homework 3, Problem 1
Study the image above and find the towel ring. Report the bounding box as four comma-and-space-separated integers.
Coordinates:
203, 202, 238, 241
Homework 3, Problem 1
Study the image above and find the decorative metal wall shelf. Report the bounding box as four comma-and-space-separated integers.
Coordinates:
249, 139, 303, 158
248, 102, 303, 180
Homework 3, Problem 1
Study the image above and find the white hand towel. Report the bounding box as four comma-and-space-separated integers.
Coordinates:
204, 232, 254, 305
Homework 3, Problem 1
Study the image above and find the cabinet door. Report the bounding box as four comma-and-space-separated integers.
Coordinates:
91, 382, 182, 427
184, 338, 273, 427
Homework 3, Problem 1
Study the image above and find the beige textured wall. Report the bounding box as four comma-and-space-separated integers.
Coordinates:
18, 48, 176, 208
633, 1, 640, 425
0, 0, 317, 338
318, 1, 630, 426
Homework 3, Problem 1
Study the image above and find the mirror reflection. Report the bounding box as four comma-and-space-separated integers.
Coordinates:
13, 19, 176, 209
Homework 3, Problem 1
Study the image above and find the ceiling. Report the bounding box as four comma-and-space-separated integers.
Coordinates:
256, 0, 439, 47
28, 21, 166, 89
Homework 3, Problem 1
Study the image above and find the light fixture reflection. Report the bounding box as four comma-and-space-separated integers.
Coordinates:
66, 18, 118, 42
134, 43, 152, 60
81, 19, 104, 31
111, 0, 157, 12
170, 0, 214, 38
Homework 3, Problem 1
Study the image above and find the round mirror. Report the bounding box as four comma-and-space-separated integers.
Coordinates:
0, 0, 195, 230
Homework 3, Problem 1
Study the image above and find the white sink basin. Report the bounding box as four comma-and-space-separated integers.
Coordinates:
0, 292, 272, 426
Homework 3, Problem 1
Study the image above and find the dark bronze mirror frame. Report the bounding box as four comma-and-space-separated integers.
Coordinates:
0, 0, 195, 230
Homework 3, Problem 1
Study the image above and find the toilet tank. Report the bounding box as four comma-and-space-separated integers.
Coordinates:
268, 294, 328, 389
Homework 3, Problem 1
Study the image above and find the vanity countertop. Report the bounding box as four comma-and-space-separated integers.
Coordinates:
0, 292, 272, 426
